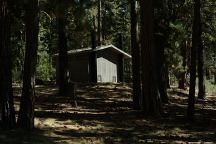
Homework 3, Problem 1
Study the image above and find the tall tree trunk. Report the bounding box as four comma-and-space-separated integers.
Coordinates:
155, 33, 169, 103
197, 35, 205, 99
117, 34, 124, 82
0, 0, 16, 129
130, 0, 141, 110
97, 0, 102, 46
188, 0, 200, 121
57, 5, 69, 96
90, 16, 98, 83
17, 0, 39, 129
178, 41, 187, 90
140, 0, 162, 116
154, 0, 169, 103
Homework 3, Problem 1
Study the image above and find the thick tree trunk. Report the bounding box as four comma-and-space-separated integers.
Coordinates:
57, 7, 69, 96
140, 0, 162, 116
130, 0, 141, 110
0, 0, 16, 129
155, 34, 168, 103
198, 43, 205, 99
154, 0, 169, 103
188, 0, 200, 121
17, 0, 39, 129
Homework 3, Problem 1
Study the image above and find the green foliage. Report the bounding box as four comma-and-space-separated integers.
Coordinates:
36, 11, 56, 81
205, 79, 216, 96
164, 0, 193, 84
9, 0, 216, 90
11, 15, 25, 82
203, 0, 216, 71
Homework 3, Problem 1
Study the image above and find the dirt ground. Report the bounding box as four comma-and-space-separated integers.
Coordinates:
0, 83, 216, 144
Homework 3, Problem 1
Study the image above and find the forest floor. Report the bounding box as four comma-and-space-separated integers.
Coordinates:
0, 83, 216, 144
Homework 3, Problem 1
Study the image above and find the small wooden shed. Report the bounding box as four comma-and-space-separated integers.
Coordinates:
56, 44, 131, 83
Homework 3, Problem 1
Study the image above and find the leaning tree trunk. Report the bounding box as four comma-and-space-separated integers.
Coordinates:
188, 0, 200, 121
0, 0, 16, 129
57, 6, 69, 96
130, 0, 141, 110
17, 0, 39, 129
140, 0, 162, 116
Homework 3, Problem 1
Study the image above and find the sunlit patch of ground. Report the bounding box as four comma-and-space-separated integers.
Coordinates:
0, 84, 215, 144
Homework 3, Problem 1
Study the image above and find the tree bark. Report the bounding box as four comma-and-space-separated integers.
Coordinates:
97, 0, 102, 46
155, 33, 169, 103
17, 0, 39, 129
140, 0, 162, 116
57, 5, 69, 96
197, 35, 205, 99
118, 34, 124, 82
188, 0, 200, 121
206, 67, 210, 80
154, 0, 169, 103
165, 62, 171, 88
130, 0, 141, 110
0, 0, 16, 129
89, 16, 98, 83
178, 41, 187, 90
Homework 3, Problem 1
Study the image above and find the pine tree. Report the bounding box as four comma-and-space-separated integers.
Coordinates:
188, 0, 200, 121
140, 0, 162, 116
0, 0, 16, 129
130, 0, 141, 110
17, 0, 39, 129
57, 1, 69, 96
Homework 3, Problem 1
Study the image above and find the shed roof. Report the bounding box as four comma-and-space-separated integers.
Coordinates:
66, 44, 131, 59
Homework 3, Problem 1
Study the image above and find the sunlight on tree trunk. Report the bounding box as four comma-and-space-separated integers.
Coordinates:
130, 0, 141, 110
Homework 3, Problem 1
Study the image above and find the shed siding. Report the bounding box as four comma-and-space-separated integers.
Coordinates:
55, 45, 128, 84
96, 49, 119, 83
68, 53, 89, 82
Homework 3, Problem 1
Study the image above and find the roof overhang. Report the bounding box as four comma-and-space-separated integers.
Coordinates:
94, 45, 131, 59
54, 44, 132, 59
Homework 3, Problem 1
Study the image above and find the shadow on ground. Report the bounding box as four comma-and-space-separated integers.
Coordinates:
2, 84, 216, 144
0, 128, 55, 144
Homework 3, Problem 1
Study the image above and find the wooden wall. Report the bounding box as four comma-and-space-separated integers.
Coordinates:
55, 48, 125, 83
96, 49, 119, 83
68, 53, 90, 82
